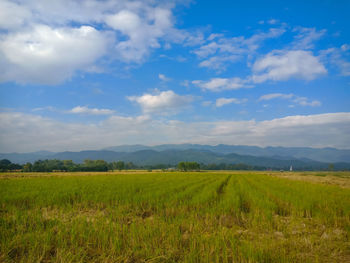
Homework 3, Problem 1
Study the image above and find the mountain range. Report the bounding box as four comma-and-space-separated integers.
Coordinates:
0, 144, 349, 170
103, 144, 350, 163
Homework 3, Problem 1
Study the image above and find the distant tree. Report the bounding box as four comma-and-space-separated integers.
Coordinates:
0, 159, 19, 171
0, 159, 11, 166
23, 162, 32, 172
177, 162, 187, 171
115, 161, 125, 171
94, 160, 109, 171
63, 160, 76, 171
186, 162, 200, 171
32, 160, 45, 172
125, 162, 135, 170
83, 159, 108, 171
177, 161, 200, 171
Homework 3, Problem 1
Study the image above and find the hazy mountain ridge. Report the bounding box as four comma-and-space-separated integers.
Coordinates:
1, 147, 349, 170
104, 144, 350, 163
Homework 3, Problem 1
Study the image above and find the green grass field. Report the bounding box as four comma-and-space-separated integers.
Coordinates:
1, 171, 350, 262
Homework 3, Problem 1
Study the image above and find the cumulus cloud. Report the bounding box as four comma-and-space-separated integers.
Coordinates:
1, 111, 350, 152
216, 98, 247, 107
252, 50, 327, 83
105, 7, 174, 62
127, 90, 193, 114
191, 25, 329, 75
0, 25, 111, 85
194, 49, 328, 91
68, 106, 115, 115
192, 77, 251, 92
0, 0, 31, 30
0, 0, 182, 84
258, 93, 321, 107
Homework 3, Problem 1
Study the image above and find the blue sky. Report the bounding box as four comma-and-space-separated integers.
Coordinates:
0, 0, 349, 152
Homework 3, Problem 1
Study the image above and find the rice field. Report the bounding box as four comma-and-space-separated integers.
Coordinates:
0, 171, 350, 262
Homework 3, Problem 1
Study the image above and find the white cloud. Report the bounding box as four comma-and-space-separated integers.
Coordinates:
192, 25, 327, 74
258, 93, 321, 107
105, 10, 141, 33
216, 98, 247, 107
252, 50, 327, 83
192, 77, 251, 92
182, 31, 205, 47
206, 113, 350, 148
292, 97, 321, 107
32, 106, 56, 112
320, 47, 350, 76
337, 60, 350, 76
69, 106, 115, 115
1, 111, 350, 152
195, 28, 285, 58
193, 28, 285, 71
207, 33, 224, 41
0, 0, 183, 84
158, 73, 171, 82
198, 55, 241, 71
127, 90, 192, 114
267, 19, 279, 25
292, 27, 326, 50
3, 0, 107, 26
0, 25, 111, 85
0, 0, 31, 30
258, 93, 294, 101
105, 7, 175, 62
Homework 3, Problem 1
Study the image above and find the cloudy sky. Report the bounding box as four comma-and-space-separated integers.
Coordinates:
0, 0, 350, 152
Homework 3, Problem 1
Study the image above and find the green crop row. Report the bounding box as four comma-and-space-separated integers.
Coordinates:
0, 171, 349, 262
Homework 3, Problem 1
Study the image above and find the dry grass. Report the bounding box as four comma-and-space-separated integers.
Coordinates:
271, 171, 350, 188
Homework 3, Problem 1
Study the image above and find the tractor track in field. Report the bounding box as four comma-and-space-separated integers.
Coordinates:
204, 174, 233, 206
216, 175, 232, 197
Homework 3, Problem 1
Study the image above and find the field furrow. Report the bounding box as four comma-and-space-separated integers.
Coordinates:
1, 171, 350, 263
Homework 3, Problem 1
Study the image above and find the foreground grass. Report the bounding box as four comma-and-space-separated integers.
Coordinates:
0, 171, 350, 262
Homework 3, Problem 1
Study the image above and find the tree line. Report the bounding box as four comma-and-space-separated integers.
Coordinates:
0, 159, 270, 172
1, 159, 202, 172
1, 159, 347, 172
0, 159, 135, 172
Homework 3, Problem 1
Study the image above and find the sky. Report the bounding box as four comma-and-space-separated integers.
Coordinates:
0, 0, 350, 153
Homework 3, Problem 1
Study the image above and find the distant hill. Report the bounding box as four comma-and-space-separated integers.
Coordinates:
104, 144, 350, 163
0, 151, 55, 164
1, 148, 349, 170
